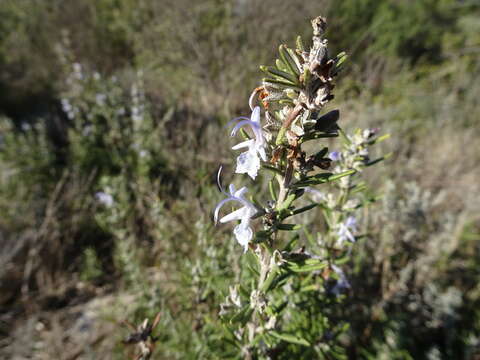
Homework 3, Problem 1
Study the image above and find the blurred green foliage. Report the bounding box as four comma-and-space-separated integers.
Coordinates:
0, 0, 479, 358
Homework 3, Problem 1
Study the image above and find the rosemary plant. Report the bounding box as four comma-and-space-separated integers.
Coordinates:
214, 16, 388, 359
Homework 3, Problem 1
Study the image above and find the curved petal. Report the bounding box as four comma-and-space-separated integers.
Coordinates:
226, 116, 251, 129
220, 206, 248, 223
233, 186, 249, 199
214, 197, 238, 224
250, 106, 261, 125
230, 119, 255, 137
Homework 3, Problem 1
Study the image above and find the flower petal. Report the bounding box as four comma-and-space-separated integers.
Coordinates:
233, 186, 249, 200
257, 145, 267, 162
232, 139, 254, 150
329, 151, 342, 161
233, 221, 253, 252
235, 150, 260, 180
214, 198, 238, 224
230, 120, 255, 137
220, 206, 249, 223
250, 106, 261, 124
226, 116, 251, 128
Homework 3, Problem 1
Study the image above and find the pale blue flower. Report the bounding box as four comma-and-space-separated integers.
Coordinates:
214, 183, 257, 252
329, 151, 342, 162
337, 216, 357, 244
229, 106, 267, 180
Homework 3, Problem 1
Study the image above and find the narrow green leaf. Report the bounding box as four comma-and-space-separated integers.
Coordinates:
292, 203, 318, 215
269, 331, 310, 346
277, 223, 302, 231
300, 132, 338, 142
284, 258, 327, 273
260, 65, 299, 84
253, 230, 271, 242
269, 179, 277, 201
336, 52, 347, 65
287, 48, 303, 74
263, 77, 302, 90
368, 133, 390, 145
263, 80, 290, 90
260, 266, 279, 292
366, 153, 392, 167
279, 45, 301, 76
275, 58, 288, 72
291, 172, 333, 187
277, 192, 296, 211
327, 169, 356, 181
296, 35, 305, 52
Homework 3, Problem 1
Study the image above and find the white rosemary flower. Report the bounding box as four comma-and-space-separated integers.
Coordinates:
229, 106, 267, 180
214, 183, 257, 252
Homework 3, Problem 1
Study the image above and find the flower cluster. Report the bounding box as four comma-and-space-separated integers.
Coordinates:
213, 97, 273, 250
